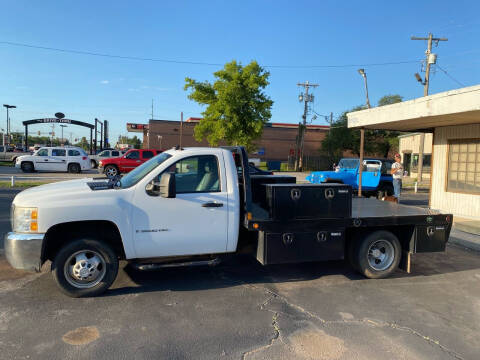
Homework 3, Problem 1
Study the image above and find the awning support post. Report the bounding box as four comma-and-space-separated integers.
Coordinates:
358, 128, 365, 197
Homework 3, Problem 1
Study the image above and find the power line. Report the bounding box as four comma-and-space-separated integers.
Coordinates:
436, 64, 465, 87
0, 40, 420, 69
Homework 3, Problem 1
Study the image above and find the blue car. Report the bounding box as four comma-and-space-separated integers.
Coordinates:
306, 158, 395, 198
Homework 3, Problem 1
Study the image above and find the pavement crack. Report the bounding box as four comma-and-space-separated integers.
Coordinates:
244, 283, 464, 360
241, 311, 282, 360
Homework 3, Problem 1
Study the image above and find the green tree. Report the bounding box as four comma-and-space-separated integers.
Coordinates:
184, 60, 273, 152
321, 94, 404, 162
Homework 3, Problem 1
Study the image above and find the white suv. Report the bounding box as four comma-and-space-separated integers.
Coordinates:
15, 146, 91, 173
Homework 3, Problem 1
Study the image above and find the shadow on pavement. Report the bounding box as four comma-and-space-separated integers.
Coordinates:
102, 244, 479, 298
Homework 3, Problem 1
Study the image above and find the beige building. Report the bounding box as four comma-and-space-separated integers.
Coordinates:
347, 85, 480, 221
398, 132, 433, 180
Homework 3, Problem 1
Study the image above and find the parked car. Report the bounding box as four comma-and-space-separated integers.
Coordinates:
15, 146, 91, 173
0, 145, 31, 163
89, 149, 125, 169
99, 148, 162, 178
306, 157, 395, 198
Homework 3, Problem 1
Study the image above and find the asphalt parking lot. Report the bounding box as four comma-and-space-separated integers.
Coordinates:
0, 189, 479, 359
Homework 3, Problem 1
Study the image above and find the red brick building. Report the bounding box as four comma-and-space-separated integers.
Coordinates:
141, 118, 330, 161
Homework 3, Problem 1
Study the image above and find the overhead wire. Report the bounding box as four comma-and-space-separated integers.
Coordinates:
0, 40, 420, 69
435, 64, 466, 87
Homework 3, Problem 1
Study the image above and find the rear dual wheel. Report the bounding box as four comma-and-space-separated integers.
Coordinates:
350, 230, 401, 279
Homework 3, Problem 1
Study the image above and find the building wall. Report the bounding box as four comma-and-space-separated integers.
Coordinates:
430, 123, 480, 220
144, 120, 329, 161
399, 133, 433, 179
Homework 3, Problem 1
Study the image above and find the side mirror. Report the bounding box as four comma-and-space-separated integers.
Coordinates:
159, 172, 176, 198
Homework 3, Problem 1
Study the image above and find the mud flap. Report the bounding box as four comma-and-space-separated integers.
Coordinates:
399, 250, 412, 273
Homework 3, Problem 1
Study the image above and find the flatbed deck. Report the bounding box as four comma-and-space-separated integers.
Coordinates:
249, 197, 450, 233
351, 198, 438, 218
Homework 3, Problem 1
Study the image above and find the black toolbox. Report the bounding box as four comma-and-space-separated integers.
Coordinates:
251, 175, 296, 205
256, 229, 345, 265
263, 183, 352, 221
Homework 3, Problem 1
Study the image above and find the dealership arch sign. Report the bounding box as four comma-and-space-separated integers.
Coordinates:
23, 118, 95, 152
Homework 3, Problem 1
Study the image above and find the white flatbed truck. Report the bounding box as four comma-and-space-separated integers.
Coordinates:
5, 146, 452, 297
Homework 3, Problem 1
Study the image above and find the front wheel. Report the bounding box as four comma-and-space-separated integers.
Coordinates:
21, 162, 34, 173
352, 230, 401, 279
104, 165, 119, 178
52, 239, 119, 297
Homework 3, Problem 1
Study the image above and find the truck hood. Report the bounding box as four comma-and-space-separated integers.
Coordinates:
13, 178, 106, 207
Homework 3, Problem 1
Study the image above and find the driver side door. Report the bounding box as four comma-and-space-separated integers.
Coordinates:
132, 154, 229, 258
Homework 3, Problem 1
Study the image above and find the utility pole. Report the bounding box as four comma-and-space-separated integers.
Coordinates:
60, 125, 67, 145
411, 33, 447, 182
296, 81, 319, 171
151, 99, 154, 120
179, 112, 183, 148
356, 68, 371, 197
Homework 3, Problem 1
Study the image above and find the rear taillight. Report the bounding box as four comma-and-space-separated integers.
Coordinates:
82, 156, 87, 160
446, 215, 452, 223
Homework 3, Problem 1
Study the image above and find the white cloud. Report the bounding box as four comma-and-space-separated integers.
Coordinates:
100, 80, 110, 84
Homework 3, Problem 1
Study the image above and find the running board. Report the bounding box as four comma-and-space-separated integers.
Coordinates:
132, 257, 221, 271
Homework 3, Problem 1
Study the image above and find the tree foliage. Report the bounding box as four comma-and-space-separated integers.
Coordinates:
321, 94, 404, 161
184, 60, 273, 152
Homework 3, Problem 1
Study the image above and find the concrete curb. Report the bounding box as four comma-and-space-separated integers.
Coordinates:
449, 229, 480, 252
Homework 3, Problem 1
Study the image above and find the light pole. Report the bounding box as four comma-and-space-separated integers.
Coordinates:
357, 69, 371, 108
3, 104, 16, 146
60, 125, 68, 145
357, 69, 371, 197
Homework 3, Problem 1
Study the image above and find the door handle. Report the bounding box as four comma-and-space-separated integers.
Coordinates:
45, 159, 48, 162
202, 202, 223, 208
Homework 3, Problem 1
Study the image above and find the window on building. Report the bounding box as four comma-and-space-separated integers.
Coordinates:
411, 154, 432, 173
447, 139, 480, 194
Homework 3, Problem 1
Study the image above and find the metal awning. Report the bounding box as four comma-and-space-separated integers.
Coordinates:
347, 85, 480, 131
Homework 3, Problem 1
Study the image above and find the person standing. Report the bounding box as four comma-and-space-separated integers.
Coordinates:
390, 153, 404, 202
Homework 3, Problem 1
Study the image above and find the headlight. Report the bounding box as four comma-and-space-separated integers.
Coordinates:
13, 206, 39, 233
99, 161, 103, 167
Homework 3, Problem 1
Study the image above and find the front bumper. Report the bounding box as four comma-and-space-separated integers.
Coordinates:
4, 232, 45, 272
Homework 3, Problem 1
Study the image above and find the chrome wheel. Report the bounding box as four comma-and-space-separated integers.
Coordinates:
64, 250, 106, 289
105, 166, 118, 177
367, 240, 395, 271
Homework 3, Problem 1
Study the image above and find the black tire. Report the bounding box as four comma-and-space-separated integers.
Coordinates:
352, 230, 401, 279
21, 161, 34, 173
68, 163, 81, 173
104, 165, 119, 178
52, 239, 119, 297
90, 160, 97, 169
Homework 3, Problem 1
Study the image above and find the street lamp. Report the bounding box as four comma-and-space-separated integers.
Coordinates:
357, 69, 371, 109
3, 104, 16, 145
356, 69, 371, 198
60, 125, 68, 145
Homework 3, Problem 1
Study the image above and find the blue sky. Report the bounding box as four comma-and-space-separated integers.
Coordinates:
0, 0, 479, 145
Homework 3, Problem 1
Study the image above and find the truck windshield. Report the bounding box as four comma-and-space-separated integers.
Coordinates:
120, 152, 172, 188
338, 159, 359, 169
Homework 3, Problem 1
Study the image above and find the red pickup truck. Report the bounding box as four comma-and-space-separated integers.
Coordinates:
99, 149, 162, 178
